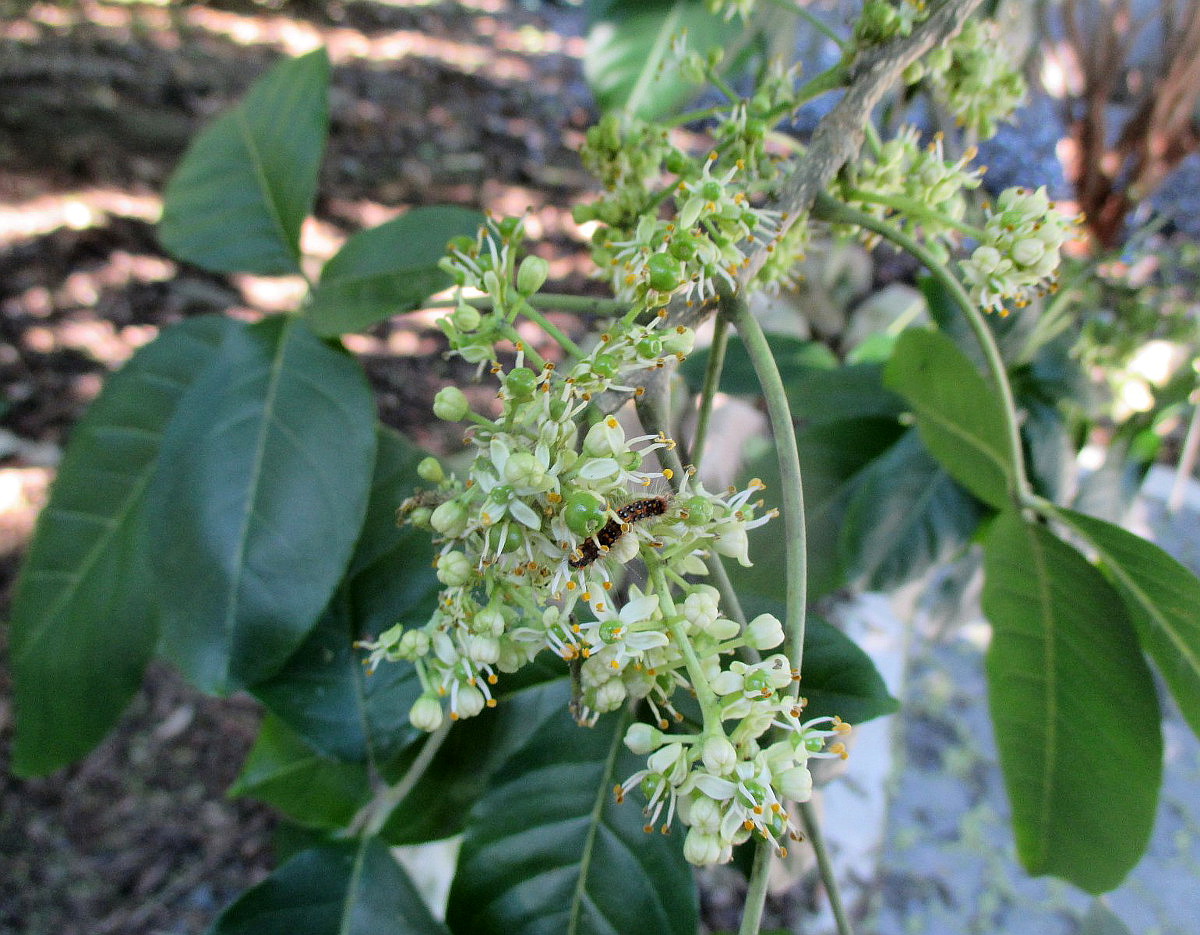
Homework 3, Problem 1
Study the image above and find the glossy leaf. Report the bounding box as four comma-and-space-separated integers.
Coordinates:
229, 713, 369, 830
306, 207, 483, 336
839, 430, 985, 591
208, 838, 448, 935
252, 428, 437, 764
1057, 508, 1200, 740
681, 335, 903, 425
145, 315, 377, 695
446, 709, 697, 935
680, 334, 837, 398
381, 679, 571, 844
9, 316, 235, 776
160, 49, 329, 275
982, 512, 1162, 893
884, 328, 1015, 509
585, 0, 741, 119
739, 418, 906, 601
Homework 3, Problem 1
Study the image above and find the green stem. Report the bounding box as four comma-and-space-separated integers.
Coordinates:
843, 187, 987, 241
799, 800, 855, 935
664, 104, 729, 128
692, 312, 731, 469
786, 0, 851, 51
425, 292, 629, 317
359, 719, 452, 838
812, 191, 1033, 505
517, 300, 585, 358
726, 295, 808, 674
650, 563, 717, 712
794, 61, 851, 107
496, 322, 547, 370
738, 839, 773, 935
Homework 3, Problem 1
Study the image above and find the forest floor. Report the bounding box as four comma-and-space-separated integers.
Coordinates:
0, 2, 598, 932
3, 4, 1199, 935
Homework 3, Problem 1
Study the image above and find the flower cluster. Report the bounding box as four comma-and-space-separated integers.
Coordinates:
357, 208, 857, 864
621, 707, 850, 864
959, 186, 1077, 314
919, 17, 1026, 137
833, 126, 984, 261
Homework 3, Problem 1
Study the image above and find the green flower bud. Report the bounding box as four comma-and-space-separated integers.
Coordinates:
636, 336, 663, 359
624, 722, 665, 755
417, 457, 445, 484
701, 734, 737, 775
430, 499, 469, 538
436, 550, 472, 587
590, 354, 620, 380
583, 416, 625, 458
778, 765, 813, 802
451, 302, 481, 332
433, 386, 470, 421
661, 326, 696, 356
410, 693, 444, 731
504, 450, 546, 489
746, 613, 785, 650
516, 255, 550, 295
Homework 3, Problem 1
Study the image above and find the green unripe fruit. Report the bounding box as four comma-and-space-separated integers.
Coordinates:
700, 180, 723, 202
646, 252, 681, 293
563, 490, 607, 537
664, 149, 687, 174
497, 217, 522, 239
590, 354, 619, 380
669, 232, 696, 261
430, 500, 469, 537
505, 367, 538, 400
662, 326, 696, 356
447, 235, 475, 254
682, 495, 713, 525
599, 620, 625, 644
743, 670, 774, 696
636, 336, 663, 359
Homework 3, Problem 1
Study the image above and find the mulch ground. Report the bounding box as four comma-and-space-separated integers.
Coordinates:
0, 2, 598, 932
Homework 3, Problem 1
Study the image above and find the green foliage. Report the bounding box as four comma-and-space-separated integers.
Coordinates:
982, 512, 1161, 893
208, 838, 449, 935
9, 316, 235, 776
306, 207, 484, 337
446, 708, 698, 935
12, 7, 1200, 932
584, 0, 743, 119
159, 49, 330, 275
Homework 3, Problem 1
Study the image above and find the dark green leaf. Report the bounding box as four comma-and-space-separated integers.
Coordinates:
839, 430, 985, 590
1057, 508, 1200, 741
208, 838, 448, 935
739, 595, 899, 725
738, 418, 906, 602
982, 512, 1161, 893
884, 328, 1016, 509
381, 678, 571, 844
9, 316, 234, 776
306, 207, 483, 336
680, 334, 836, 397
229, 714, 369, 829
585, 0, 742, 119
446, 709, 697, 935
681, 334, 903, 425
146, 315, 377, 695
160, 49, 329, 275
253, 428, 437, 764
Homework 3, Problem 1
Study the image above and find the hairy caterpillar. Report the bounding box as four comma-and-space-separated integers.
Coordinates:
568, 496, 668, 569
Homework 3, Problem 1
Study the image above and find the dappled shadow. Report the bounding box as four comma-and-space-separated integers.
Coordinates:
0, 3, 599, 932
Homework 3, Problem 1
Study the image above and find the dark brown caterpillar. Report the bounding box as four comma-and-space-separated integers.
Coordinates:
568, 496, 668, 569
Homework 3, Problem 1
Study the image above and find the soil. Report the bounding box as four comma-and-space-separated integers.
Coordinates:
0, 2, 599, 932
